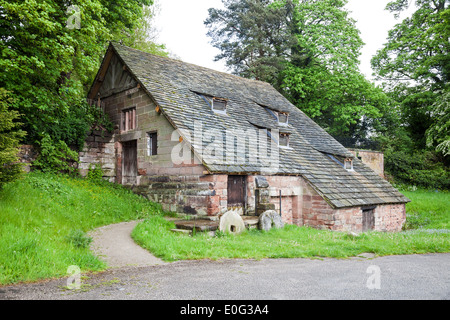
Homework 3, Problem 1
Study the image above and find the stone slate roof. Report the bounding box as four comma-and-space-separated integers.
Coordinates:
93, 43, 409, 209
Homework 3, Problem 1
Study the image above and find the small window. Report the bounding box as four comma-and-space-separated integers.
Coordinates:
122, 107, 136, 132
344, 158, 353, 171
147, 132, 157, 156
212, 98, 227, 113
279, 133, 290, 147
278, 112, 289, 125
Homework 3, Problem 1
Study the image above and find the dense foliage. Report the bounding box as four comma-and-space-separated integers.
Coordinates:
0, 88, 26, 187
0, 0, 166, 172
371, 0, 449, 188
372, 0, 449, 152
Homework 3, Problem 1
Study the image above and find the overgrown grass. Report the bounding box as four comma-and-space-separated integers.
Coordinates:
401, 188, 449, 230
132, 188, 450, 262
0, 172, 163, 285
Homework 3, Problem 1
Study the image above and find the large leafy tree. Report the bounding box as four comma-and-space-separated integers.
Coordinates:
205, 0, 294, 84
371, 0, 449, 154
0, 0, 153, 148
205, 0, 392, 141
0, 88, 26, 187
116, 3, 169, 57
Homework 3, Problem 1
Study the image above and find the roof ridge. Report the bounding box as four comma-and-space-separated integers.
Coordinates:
110, 42, 273, 87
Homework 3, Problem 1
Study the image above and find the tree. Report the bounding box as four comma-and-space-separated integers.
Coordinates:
205, 0, 392, 141
371, 0, 449, 153
113, 2, 169, 57
205, 0, 293, 84
0, 88, 26, 187
0, 0, 165, 173
426, 88, 450, 157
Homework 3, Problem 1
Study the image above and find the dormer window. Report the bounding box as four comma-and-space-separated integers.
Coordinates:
326, 154, 354, 171
344, 158, 353, 171
279, 133, 290, 148
196, 92, 228, 115
278, 112, 289, 125
212, 97, 227, 113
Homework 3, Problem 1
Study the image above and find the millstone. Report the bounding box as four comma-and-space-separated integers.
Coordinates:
259, 210, 284, 231
219, 210, 246, 235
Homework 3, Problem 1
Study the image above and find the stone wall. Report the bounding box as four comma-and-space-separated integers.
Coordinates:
260, 176, 303, 225
81, 87, 211, 215
78, 130, 115, 181
349, 149, 384, 178
17, 145, 38, 172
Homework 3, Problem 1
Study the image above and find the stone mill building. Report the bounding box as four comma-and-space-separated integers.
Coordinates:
80, 42, 410, 233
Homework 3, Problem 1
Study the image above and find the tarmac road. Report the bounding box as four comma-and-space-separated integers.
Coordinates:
1, 253, 449, 301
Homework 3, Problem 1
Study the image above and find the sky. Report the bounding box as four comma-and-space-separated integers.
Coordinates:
152, 0, 416, 81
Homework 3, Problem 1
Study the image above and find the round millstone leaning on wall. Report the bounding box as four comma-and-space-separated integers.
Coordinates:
259, 210, 284, 231
219, 210, 246, 235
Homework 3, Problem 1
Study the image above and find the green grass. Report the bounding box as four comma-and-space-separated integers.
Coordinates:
0, 172, 163, 285
131, 216, 450, 262
131, 188, 450, 262
1, 172, 449, 286
401, 188, 449, 230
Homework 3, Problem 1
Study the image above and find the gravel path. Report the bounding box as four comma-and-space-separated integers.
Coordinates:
88, 220, 166, 268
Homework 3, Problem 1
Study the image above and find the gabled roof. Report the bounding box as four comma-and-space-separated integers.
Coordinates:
89, 43, 409, 209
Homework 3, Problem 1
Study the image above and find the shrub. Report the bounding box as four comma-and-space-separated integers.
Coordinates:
0, 88, 26, 188
45, 102, 114, 151
32, 134, 79, 175
385, 150, 450, 190
86, 163, 104, 182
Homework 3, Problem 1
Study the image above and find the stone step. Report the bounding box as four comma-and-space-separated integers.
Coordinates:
173, 219, 219, 232
170, 228, 192, 235
242, 216, 259, 228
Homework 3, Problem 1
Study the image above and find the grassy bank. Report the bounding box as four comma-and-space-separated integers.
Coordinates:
0, 172, 162, 285
132, 188, 450, 261
401, 188, 449, 230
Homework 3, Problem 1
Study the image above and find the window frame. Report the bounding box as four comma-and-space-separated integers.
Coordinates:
147, 131, 158, 156
121, 107, 137, 132
344, 158, 354, 171
277, 112, 289, 126
212, 97, 228, 114
278, 133, 290, 148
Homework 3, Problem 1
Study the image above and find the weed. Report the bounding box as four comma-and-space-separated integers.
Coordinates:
86, 163, 103, 183
66, 230, 93, 249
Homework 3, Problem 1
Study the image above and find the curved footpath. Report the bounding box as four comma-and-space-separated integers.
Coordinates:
88, 220, 166, 268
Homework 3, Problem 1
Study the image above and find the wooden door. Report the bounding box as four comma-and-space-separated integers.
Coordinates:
122, 140, 137, 184
227, 175, 246, 209
362, 208, 375, 232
